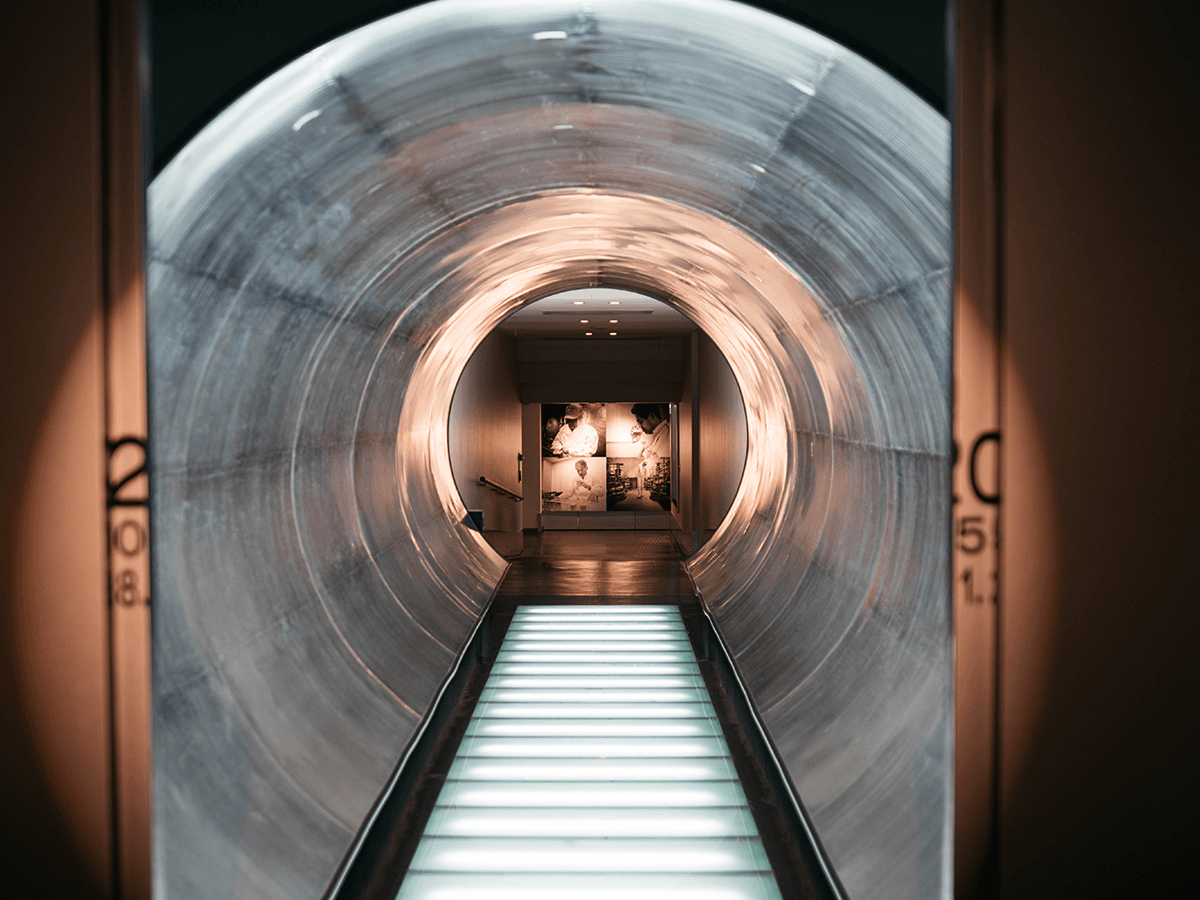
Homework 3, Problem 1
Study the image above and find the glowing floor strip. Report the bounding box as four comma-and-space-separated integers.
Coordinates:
396, 605, 783, 900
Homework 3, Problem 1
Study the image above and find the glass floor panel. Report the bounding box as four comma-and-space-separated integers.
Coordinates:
396, 605, 783, 900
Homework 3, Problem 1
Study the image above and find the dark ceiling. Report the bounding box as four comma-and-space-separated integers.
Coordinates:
149, 0, 948, 174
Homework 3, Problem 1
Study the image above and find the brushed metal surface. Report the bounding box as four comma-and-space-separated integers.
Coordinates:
147, 1, 950, 897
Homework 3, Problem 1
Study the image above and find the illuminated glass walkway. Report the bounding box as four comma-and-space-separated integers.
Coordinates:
396, 604, 783, 899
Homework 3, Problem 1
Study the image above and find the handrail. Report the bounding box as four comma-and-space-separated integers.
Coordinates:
478, 475, 521, 502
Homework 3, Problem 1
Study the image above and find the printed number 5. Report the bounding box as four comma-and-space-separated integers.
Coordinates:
957, 515, 986, 554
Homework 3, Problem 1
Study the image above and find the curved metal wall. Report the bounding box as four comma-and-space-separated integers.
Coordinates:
147, 1, 950, 897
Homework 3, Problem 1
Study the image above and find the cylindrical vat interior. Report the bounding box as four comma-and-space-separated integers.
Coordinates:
147, 2, 951, 898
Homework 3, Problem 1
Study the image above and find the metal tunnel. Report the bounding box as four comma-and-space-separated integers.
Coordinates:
147, 1, 950, 897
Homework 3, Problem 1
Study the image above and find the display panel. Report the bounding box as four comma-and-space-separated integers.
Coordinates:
541, 402, 672, 514
542, 457, 606, 512
541, 403, 607, 458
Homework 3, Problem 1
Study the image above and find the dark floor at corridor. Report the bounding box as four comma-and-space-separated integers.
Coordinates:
491, 531, 694, 604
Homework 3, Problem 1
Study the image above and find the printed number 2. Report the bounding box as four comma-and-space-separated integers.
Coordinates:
107, 436, 147, 507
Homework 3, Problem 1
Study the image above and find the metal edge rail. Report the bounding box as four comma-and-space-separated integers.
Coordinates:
684, 599, 849, 900
321, 583, 509, 900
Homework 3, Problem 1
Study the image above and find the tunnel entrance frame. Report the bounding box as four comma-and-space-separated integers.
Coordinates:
144, 3, 953, 898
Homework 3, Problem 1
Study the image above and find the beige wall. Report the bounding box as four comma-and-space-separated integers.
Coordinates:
448, 330, 523, 532
521, 403, 543, 530
999, 1, 1199, 894
676, 332, 750, 541
696, 333, 748, 534
516, 337, 687, 402
676, 336, 696, 533
1, 2, 113, 895
956, 0, 1200, 896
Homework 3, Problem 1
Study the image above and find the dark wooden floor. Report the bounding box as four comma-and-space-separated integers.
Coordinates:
492, 530, 695, 606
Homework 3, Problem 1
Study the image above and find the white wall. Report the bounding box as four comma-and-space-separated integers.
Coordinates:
448, 330, 523, 532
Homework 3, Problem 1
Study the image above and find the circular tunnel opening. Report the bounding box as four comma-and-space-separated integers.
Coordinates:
447, 285, 750, 548
146, 2, 951, 898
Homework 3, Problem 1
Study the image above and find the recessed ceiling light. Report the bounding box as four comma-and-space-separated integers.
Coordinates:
609, 331, 617, 336
609, 319, 618, 323
573, 300, 584, 305
609, 301, 620, 305
580, 319, 589, 323
585, 332, 593, 336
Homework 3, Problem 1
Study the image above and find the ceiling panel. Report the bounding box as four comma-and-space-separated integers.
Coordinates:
498, 289, 698, 340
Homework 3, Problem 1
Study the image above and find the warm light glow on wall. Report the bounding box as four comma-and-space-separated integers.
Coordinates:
13, 310, 110, 885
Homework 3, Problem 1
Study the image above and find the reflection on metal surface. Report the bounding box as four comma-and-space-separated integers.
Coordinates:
147, 1, 949, 898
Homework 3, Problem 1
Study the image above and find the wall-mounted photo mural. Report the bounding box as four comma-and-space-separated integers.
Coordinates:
541, 402, 673, 514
